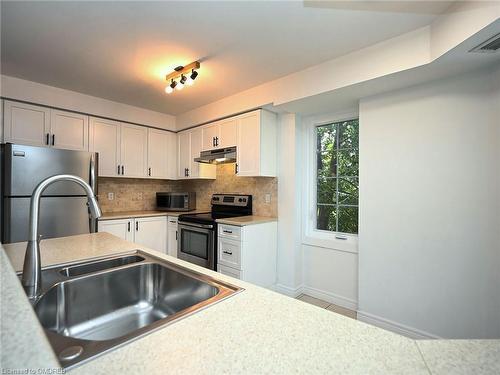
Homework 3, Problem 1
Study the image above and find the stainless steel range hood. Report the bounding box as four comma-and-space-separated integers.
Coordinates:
194, 146, 237, 164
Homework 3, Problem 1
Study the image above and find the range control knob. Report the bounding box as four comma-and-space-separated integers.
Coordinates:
238, 198, 243, 202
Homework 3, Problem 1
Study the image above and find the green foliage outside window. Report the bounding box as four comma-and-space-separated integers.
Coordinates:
316, 119, 359, 234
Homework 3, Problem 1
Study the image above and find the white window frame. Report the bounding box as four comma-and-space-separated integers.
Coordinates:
301, 109, 359, 254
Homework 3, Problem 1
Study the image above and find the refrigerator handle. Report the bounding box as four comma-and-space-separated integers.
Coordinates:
89, 153, 97, 234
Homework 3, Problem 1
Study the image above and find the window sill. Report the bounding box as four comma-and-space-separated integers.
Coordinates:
302, 232, 358, 254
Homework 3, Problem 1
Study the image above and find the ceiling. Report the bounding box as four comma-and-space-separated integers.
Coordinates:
1, 1, 449, 115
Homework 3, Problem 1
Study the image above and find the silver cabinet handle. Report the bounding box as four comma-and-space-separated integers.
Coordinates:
335, 235, 348, 240
46, 133, 50, 145
148, 167, 151, 176
117, 165, 121, 175
223, 250, 233, 255
127, 221, 131, 232
121, 165, 124, 175
51, 134, 55, 146
223, 230, 233, 234
136, 221, 139, 231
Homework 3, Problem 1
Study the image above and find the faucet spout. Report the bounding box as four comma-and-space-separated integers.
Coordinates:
21, 174, 101, 299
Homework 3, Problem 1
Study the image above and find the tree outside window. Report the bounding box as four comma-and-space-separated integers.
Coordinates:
316, 119, 359, 234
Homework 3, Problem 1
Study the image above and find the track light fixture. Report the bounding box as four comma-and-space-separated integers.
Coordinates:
165, 61, 200, 94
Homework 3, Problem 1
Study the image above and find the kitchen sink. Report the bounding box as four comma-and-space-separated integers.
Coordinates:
22, 251, 242, 368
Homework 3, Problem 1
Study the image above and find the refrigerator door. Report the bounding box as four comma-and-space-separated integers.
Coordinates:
3, 196, 93, 243
3, 144, 97, 196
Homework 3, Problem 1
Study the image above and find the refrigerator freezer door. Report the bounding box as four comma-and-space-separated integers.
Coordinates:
3, 196, 92, 243
3, 144, 96, 196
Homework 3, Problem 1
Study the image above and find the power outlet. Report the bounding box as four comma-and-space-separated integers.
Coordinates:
265, 194, 271, 203
137, 192, 143, 200
107, 192, 114, 201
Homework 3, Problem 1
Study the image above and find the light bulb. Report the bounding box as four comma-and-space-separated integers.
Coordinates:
165, 85, 173, 94
176, 82, 184, 90
186, 76, 195, 86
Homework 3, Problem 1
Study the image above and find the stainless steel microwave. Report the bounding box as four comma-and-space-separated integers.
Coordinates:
156, 192, 196, 211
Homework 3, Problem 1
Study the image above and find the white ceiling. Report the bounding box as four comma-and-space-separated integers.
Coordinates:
1, 1, 448, 115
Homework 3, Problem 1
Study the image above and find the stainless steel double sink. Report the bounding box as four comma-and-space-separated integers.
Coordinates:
21, 251, 242, 368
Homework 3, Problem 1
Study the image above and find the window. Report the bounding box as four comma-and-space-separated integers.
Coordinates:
316, 119, 359, 234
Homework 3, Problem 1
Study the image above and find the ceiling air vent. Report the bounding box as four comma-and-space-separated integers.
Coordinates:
470, 33, 500, 53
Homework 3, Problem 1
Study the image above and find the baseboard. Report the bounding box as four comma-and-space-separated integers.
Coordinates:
357, 310, 441, 339
301, 285, 358, 311
274, 283, 304, 298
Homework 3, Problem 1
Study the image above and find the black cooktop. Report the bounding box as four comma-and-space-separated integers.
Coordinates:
179, 194, 252, 225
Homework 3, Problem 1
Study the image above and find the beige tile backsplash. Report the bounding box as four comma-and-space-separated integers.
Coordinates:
98, 163, 277, 217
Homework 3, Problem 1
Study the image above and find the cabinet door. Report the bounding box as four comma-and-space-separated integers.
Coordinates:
98, 219, 134, 241
3, 101, 50, 147
167, 216, 178, 257
148, 128, 170, 179
120, 124, 148, 177
134, 216, 167, 253
219, 118, 238, 148
166, 131, 177, 179
201, 123, 219, 151
178, 131, 191, 178
89, 117, 121, 177
50, 110, 89, 151
189, 128, 203, 178
218, 264, 241, 279
236, 112, 260, 176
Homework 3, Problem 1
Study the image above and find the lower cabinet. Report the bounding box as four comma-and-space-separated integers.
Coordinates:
167, 216, 178, 257
217, 222, 277, 288
98, 216, 167, 253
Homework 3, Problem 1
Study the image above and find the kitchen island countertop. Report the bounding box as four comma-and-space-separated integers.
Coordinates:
1, 233, 498, 374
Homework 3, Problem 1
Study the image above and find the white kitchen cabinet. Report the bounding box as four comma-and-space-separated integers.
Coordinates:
89, 117, 121, 177
167, 216, 178, 257
218, 118, 238, 148
4, 100, 89, 152
178, 128, 216, 179
201, 122, 220, 150
148, 128, 176, 179
120, 124, 148, 178
98, 218, 134, 242
4, 101, 50, 147
217, 221, 277, 288
98, 216, 167, 253
50, 110, 88, 151
134, 216, 167, 253
201, 118, 237, 151
236, 110, 277, 177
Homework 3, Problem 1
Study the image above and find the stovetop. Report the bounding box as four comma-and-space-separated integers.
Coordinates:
179, 194, 252, 225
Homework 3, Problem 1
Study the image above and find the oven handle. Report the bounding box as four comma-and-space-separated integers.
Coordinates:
178, 221, 214, 229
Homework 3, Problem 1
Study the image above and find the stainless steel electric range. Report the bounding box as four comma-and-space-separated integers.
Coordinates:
177, 194, 252, 270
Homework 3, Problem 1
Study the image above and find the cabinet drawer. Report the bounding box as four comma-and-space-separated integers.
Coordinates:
217, 237, 241, 270
218, 224, 241, 240
218, 264, 241, 280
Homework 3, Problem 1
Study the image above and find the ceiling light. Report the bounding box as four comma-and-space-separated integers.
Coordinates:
165, 79, 176, 94
164, 61, 200, 94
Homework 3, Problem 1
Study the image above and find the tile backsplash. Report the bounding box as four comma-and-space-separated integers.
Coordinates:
98, 163, 277, 217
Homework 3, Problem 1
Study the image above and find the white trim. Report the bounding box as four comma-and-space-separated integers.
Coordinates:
302, 285, 358, 311
301, 109, 359, 253
357, 311, 441, 339
274, 283, 304, 298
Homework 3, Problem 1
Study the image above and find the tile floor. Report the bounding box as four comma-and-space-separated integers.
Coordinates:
296, 294, 357, 320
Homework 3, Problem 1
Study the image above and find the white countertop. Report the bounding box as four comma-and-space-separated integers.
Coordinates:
1, 233, 499, 374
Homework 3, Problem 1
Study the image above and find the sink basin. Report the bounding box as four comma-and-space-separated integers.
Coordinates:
59, 254, 145, 277
25, 251, 241, 368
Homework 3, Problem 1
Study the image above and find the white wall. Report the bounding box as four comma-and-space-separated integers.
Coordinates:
358, 66, 500, 339
275, 113, 303, 295
0, 75, 176, 130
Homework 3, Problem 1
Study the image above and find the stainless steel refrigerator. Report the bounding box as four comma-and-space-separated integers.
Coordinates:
1, 143, 98, 244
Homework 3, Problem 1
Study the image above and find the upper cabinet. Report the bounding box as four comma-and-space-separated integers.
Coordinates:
236, 110, 277, 177
178, 127, 216, 179
148, 128, 177, 179
120, 124, 148, 178
3, 100, 88, 151
89, 117, 121, 177
201, 117, 238, 151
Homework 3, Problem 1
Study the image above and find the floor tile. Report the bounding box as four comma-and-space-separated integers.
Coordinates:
296, 294, 330, 309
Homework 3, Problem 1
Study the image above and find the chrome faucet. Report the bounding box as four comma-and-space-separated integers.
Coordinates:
21, 174, 102, 299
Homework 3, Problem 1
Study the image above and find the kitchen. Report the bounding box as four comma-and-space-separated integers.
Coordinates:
1, 1, 499, 374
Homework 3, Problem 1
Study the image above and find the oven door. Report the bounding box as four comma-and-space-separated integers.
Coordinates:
177, 221, 215, 270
